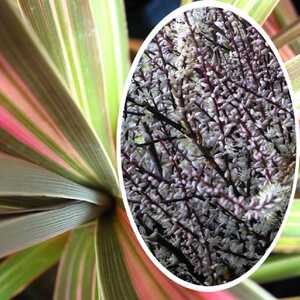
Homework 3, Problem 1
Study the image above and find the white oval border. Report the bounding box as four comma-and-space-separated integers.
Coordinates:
117, 0, 299, 292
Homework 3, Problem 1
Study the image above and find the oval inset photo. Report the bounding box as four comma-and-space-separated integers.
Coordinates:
118, 1, 297, 290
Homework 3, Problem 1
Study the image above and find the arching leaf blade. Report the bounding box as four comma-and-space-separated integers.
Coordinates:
0, 201, 102, 258
0, 234, 67, 300
0, 0, 119, 195
54, 224, 97, 300
17, 0, 130, 164
0, 153, 110, 206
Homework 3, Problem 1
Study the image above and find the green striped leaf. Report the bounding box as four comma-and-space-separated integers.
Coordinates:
0, 153, 110, 206
54, 224, 97, 300
285, 55, 300, 94
275, 200, 300, 252
252, 254, 300, 284
221, 0, 279, 24
229, 280, 276, 300
95, 214, 138, 300
0, 201, 101, 258
17, 0, 129, 164
181, 0, 279, 24
0, 0, 119, 196
0, 234, 67, 300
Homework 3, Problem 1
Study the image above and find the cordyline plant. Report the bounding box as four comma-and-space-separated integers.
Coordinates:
121, 6, 296, 286
0, 0, 298, 299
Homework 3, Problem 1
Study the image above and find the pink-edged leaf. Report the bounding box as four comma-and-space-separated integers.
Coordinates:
54, 224, 98, 300
263, 16, 295, 61
0, 0, 119, 195
115, 208, 238, 300
95, 214, 138, 300
17, 0, 130, 164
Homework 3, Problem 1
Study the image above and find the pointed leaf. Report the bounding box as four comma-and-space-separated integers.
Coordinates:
0, 234, 67, 300
54, 224, 97, 300
0, 153, 110, 206
0, 201, 102, 258
95, 214, 138, 300
17, 0, 130, 163
0, 0, 119, 195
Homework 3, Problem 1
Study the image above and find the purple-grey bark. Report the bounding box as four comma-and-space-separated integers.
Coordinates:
121, 7, 296, 285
